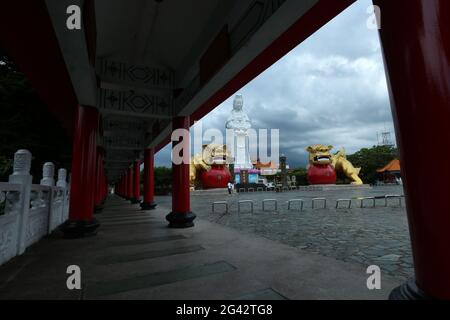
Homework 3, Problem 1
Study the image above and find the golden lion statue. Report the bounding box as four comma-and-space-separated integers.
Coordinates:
189, 144, 231, 189
305, 144, 363, 185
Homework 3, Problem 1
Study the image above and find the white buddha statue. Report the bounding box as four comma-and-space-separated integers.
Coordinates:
226, 94, 253, 170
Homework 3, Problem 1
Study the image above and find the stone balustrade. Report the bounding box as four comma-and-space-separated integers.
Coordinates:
0, 150, 70, 266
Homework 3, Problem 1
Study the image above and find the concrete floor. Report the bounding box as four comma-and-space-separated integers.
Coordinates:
186, 185, 413, 282
0, 195, 401, 299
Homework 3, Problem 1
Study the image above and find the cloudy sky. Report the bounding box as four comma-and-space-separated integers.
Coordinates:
156, 0, 395, 168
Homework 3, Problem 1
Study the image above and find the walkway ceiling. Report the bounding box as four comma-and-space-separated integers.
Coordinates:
1, 0, 355, 182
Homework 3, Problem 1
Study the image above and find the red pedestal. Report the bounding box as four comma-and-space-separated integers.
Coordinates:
201, 165, 232, 189
307, 165, 336, 185
375, 0, 450, 299
131, 160, 141, 203
62, 105, 99, 238
141, 148, 157, 210
166, 116, 196, 228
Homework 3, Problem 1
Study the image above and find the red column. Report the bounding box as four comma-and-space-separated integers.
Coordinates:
124, 171, 129, 199
131, 160, 141, 203
127, 166, 133, 202
141, 148, 157, 210
121, 175, 125, 197
94, 147, 104, 211
166, 116, 196, 228
375, 0, 450, 299
61, 105, 100, 238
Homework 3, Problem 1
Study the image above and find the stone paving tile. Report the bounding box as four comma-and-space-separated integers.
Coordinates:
157, 185, 414, 282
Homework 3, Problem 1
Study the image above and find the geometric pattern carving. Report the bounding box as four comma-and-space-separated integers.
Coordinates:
98, 59, 174, 90
98, 89, 172, 119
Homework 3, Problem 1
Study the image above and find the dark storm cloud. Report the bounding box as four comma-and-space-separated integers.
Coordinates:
156, 0, 395, 168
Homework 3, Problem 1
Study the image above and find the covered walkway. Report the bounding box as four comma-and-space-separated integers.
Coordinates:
1, 0, 450, 299
0, 195, 398, 299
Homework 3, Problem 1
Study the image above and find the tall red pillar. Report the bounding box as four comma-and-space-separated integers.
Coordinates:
61, 105, 100, 238
121, 175, 125, 197
166, 116, 196, 228
124, 171, 129, 199
94, 146, 105, 211
131, 160, 141, 204
127, 166, 133, 202
141, 148, 157, 210
375, 0, 450, 299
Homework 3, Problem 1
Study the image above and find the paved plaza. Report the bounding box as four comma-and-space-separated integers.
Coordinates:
0, 195, 401, 299
157, 185, 413, 283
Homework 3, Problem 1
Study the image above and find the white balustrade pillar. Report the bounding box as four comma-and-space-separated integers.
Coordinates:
57, 168, 69, 225
56, 168, 67, 189
40, 162, 55, 186
8, 149, 32, 255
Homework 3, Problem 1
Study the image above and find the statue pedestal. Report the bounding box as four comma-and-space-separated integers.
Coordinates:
307, 164, 336, 185
200, 165, 231, 189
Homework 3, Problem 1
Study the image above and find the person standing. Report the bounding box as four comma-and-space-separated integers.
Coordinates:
227, 181, 233, 195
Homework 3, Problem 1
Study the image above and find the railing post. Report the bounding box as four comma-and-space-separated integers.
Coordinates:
40, 162, 56, 233
56, 168, 69, 224
56, 168, 67, 189
8, 149, 32, 255
40, 162, 55, 187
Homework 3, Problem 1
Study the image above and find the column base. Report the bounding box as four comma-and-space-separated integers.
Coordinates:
60, 218, 100, 239
389, 279, 434, 300
130, 198, 141, 204
166, 211, 196, 228
141, 201, 157, 210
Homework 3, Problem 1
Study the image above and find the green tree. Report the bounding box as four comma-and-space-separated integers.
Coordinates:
0, 51, 72, 182
289, 167, 308, 186
347, 145, 398, 185
145, 166, 172, 195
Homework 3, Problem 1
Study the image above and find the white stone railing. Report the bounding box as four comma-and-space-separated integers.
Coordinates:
0, 150, 70, 266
